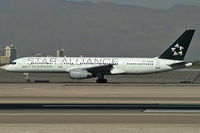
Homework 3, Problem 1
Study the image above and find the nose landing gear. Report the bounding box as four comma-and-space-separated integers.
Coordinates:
24, 73, 31, 83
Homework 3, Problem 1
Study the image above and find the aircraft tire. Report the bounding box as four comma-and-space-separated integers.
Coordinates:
96, 79, 107, 83
103, 79, 107, 83
26, 79, 31, 83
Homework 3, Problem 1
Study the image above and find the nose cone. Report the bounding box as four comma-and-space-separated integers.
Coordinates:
0, 65, 8, 70
0, 65, 10, 71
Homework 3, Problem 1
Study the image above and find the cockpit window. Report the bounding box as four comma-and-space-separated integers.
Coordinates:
10, 62, 16, 65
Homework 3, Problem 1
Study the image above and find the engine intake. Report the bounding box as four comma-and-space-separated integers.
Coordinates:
69, 68, 92, 79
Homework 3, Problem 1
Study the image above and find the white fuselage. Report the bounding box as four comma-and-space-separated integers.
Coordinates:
2, 57, 189, 75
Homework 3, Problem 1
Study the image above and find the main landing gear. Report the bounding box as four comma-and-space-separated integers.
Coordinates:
24, 73, 31, 83
96, 73, 107, 83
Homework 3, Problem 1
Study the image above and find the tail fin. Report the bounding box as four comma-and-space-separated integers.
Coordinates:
159, 30, 195, 60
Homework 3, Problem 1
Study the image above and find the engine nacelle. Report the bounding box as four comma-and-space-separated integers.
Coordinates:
69, 68, 92, 79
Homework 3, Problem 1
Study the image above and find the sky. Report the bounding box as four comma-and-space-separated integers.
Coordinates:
70, 0, 200, 9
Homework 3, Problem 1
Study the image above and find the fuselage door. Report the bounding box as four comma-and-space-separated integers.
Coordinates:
58, 63, 63, 69
156, 60, 160, 69
122, 59, 127, 70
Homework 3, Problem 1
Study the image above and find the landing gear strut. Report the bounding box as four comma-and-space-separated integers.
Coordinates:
96, 73, 107, 83
24, 73, 31, 83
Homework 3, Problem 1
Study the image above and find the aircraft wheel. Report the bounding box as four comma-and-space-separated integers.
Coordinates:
96, 79, 101, 83
96, 79, 107, 83
26, 79, 31, 83
103, 79, 107, 83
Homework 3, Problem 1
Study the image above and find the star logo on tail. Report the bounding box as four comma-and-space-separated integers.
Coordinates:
171, 43, 184, 56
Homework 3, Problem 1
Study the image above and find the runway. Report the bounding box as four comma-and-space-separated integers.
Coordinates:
1, 68, 200, 84
0, 70, 200, 132
0, 109, 200, 124
0, 108, 200, 133
0, 83, 199, 126
0, 83, 200, 104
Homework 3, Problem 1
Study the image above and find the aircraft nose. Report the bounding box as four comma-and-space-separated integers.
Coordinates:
0, 65, 8, 70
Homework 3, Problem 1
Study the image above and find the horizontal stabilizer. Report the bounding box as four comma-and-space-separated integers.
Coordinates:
168, 62, 192, 69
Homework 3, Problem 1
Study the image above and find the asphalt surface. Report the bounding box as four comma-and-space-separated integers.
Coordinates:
0, 69, 200, 132
0, 83, 200, 104
0, 83, 199, 125
0, 68, 200, 84
0, 109, 200, 124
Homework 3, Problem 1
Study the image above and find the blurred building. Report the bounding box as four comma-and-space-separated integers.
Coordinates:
57, 49, 65, 57
35, 53, 43, 57
46, 55, 53, 57
0, 56, 10, 64
80, 55, 84, 57
0, 44, 17, 64
5, 45, 17, 62
35, 53, 53, 57
0, 51, 3, 56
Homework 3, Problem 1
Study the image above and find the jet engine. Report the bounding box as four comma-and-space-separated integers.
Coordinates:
69, 68, 92, 79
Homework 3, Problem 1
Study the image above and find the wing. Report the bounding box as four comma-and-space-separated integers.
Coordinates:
85, 64, 113, 73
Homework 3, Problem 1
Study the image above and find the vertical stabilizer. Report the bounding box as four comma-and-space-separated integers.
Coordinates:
159, 30, 195, 60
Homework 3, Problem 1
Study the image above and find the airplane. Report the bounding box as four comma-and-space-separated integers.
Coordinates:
0, 29, 195, 83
